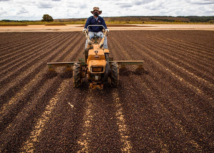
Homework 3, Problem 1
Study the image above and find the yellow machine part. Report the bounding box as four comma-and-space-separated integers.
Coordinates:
87, 49, 105, 60
104, 49, 109, 53
88, 60, 106, 73
87, 44, 106, 64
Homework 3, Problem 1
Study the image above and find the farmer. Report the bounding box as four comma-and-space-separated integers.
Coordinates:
83, 7, 109, 49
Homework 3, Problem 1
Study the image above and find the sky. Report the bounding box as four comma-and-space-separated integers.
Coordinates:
0, 0, 214, 20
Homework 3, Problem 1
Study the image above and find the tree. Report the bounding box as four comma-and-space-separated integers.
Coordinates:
42, 14, 53, 22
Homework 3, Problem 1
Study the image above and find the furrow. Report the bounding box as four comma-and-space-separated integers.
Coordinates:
109, 35, 135, 152
140, 32, 214, 63
133, 31, 214, 66
165, 37, 214, 55
122, 32, 214, 99
113, 89, 132, 152
109, 35, 170, 151
31, 84, 89, 152
140, 33, 214, 69
0, 33, 51, 55
77, 93, 93, 153
0, 33, 77, 108
0, 33, 61, 65
0, 33, 43, 47
0, 35, 79, 125
0, 33, 85, 152
139, 31, 214, 55
110, 32, 213, 151
0, 34, 65, 76
0, 33, 51, 56
20, 79, 70, 153
0, 33, 73, 87
22, 39, 86, 152
0, 76, 63, 152
132, 33, 214, 83
142, 35, 214, 74
112, 30, 214, 120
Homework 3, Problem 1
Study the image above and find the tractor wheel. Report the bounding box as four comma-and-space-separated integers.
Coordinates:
73, 63, 82, 87
110, 62, 119, 87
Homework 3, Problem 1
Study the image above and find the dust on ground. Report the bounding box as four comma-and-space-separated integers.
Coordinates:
0, 24, 214, 32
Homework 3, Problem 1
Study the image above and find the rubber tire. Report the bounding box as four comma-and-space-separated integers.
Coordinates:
73, 63, 82, 87
110, 62, 119, 87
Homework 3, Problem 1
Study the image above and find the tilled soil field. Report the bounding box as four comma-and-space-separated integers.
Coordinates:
0, 31, 214, 152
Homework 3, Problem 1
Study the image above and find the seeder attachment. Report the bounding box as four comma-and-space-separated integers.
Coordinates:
47, 62, 75, 72
47, 60, 144, 73
110, 60, 144, 70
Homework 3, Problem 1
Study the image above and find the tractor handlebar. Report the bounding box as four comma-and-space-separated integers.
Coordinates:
84, 25, 108, 49
84, 25, 108, 38
86, 25, 106, 31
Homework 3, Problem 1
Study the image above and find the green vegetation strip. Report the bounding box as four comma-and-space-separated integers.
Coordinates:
45, 23, 66, 26
0, 24, 27, 26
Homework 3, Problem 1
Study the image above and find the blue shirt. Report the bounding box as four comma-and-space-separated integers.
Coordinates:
84, 16, 107, 32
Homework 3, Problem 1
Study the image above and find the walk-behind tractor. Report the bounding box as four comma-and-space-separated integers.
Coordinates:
47, 25, 144, 89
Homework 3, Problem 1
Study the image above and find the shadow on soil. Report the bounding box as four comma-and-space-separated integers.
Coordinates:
59, 71, 73, 78
45, 71, 58, 79
45, 70, 73, 79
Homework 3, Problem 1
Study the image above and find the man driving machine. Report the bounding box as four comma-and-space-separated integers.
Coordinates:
83, 7, 109, 49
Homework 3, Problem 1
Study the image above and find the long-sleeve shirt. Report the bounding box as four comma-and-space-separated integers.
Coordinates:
84, 16, 107, 32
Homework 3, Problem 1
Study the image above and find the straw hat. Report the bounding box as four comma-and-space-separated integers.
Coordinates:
91, 7, 102, 14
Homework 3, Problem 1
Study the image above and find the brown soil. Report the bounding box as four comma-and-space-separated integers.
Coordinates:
45, 24, 66, 26
0, 25, 28, 26
79, 24, 151, 27
0, 24, 214, 32
0, 31, 214, 152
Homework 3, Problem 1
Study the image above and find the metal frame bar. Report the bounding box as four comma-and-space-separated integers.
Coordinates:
47, 60, 144, 71
109, 60, 143, 65
47, 62, 77, 72
110, 60, 144, 69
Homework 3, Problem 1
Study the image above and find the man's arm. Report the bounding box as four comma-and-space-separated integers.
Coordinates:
84, 17, 91, 29
101, 18, 107, 29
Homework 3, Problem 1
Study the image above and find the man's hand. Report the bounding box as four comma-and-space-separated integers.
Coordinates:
105, 29, 109, 32
82, 28, 87, 33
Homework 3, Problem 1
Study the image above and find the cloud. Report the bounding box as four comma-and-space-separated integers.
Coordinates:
133, 0, 156, 5
145, 0, 165, 10
0, 0, 214, 20
0, 7, 7, 15
185, 0, 214, 4
67, 2, 86, 8
116, 3, 133, 7
17, 7, 28, 14
36, 1, 53, 8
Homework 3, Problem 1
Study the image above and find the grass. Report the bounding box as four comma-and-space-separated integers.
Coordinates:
105, 21, 213, 24
0, 21, 212, 26
45, 23, 66, 26
0, 21, 85, 26
0, 23, 28, 26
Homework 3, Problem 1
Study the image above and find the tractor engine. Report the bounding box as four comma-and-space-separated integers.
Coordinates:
87, 45, 108, 89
